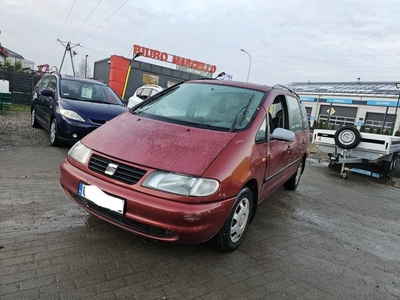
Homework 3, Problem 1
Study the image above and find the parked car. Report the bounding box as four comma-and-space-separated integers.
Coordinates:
60, 80, 309, 252
31, 73, 128, 146
127, 84, 163, 108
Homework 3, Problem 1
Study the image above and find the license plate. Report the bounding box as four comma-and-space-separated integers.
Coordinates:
78, 182, 125, 215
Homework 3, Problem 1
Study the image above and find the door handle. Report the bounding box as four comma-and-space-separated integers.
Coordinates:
287, 145, 293, 152
302, 139, 306, 145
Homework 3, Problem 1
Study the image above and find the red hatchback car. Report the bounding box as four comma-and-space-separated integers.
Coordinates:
60, 80, 309, 252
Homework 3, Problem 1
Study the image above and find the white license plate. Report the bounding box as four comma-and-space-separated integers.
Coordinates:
78, 182, 125, 215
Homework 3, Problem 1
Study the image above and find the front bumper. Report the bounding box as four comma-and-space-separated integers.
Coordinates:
60, 159, 235, 244
57, 117, 101, 144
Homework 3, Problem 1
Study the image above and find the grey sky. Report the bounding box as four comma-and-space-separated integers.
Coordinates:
1, 0, 400, 85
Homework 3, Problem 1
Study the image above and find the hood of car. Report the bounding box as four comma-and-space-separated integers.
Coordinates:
82, 113, 236, 176
61, 98, 128, 120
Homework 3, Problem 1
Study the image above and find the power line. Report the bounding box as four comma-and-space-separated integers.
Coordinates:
80, 0, 129, 44
81, 46, 108, 58
58, 0, 76, 38
52, 0, 76, 66
70, 0, 102, 41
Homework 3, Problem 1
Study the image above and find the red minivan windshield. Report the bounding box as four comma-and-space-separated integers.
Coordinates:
133, 82, 265, 131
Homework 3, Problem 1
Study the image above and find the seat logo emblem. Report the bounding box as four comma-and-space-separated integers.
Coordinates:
105, 163, 118, 175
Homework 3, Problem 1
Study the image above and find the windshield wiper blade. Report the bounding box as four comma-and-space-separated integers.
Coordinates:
63, 96, 80, 100
229, 93, 255, 132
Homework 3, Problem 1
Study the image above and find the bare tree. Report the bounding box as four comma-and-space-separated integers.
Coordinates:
75, 58, 92, 78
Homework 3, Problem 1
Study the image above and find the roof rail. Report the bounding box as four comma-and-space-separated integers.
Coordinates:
272, 84, 299, 97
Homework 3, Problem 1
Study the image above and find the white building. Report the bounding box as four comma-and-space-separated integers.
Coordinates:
286, 81, 400, 134
0, 45, 34, 70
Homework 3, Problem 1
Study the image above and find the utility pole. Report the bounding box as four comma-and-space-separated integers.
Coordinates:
85, 55, 88, 78
57, 39, 81, 75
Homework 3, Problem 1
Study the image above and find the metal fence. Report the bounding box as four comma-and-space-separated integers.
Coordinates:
0, 70, 42, 105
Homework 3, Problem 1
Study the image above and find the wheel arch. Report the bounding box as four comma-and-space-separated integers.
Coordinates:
243, 178, 258, 223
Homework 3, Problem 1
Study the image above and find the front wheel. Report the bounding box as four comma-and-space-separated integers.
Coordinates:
210, 188, 253, 252
49, 118, 60, 147
31, 107, 41, 128
284, 158, 304, 190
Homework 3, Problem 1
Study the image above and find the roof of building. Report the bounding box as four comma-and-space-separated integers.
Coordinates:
0, 45, 25, 59
286, 81, 400, 97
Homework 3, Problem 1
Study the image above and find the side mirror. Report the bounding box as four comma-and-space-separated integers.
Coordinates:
41, 89, 54, 97
271, 128, 295, 142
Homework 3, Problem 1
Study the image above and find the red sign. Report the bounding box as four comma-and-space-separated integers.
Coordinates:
133, 44, 217, 74
0, 46, 9, 57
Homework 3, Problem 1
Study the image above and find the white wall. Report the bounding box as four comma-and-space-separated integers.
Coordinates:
301, 93, 400, 134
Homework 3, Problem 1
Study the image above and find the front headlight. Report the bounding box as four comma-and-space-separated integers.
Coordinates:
68, 141, 92, 165
60, 109, 85, 122
142, 171, 219, 197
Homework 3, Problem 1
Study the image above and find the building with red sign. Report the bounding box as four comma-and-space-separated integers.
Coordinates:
93, 45, 217, 100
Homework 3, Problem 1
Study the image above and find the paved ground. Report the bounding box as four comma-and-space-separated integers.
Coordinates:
1, 110, 400, 299
1, 142, 400, 300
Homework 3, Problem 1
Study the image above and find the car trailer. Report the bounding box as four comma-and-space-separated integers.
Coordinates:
313, 125, 400, 179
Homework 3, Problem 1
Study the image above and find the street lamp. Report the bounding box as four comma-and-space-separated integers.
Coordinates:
133, 52, 142, 60
214, 72, 225, 79
391, 83, 400, 135
240, 49, 251, 82
84, 55, 88, 78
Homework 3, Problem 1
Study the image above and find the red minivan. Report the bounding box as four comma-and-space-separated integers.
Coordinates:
60, 80, 309, 252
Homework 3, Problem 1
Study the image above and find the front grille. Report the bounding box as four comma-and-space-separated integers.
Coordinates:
73, 194, 175, 238
89, 154, 146, 184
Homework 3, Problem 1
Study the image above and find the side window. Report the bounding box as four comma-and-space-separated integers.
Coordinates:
47, 77, 57, 93
140, 88, 152, 99
150, 89, 159, 97
135, 88, 143, 97
39, 77, 51, 90
286, 95, 303, 133
255, 117, 267, 143
269, 95, 288, 131
299, 101, 310, 130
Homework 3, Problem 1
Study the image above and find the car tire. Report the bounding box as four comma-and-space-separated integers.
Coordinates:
210, 187, 253, 253
284, 158, 304, 190
334, 125, 361, 149
31, 107, 41, 128
49, 118, 60, 147
382, 152, 398, 173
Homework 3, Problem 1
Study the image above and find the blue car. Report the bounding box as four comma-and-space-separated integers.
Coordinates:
31, 73, 128, 146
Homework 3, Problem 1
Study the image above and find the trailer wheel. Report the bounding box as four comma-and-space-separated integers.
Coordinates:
334, 126, 361, 149
342, 170, 350, 179
382, 152, 398, 173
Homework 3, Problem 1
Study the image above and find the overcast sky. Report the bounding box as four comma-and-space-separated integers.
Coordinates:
1, 0, 400, 85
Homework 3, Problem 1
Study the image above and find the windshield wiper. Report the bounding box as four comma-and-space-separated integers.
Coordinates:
89, 100, 108, 104
62, 96, 80, 100
229, 93, 255, 132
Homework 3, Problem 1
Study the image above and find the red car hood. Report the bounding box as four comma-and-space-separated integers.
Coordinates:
82, 113, 236, 176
